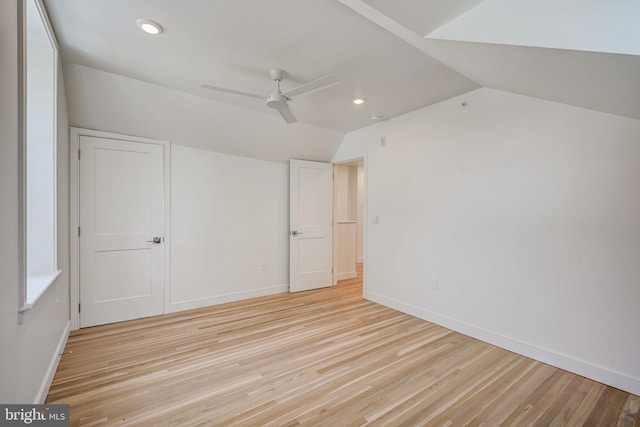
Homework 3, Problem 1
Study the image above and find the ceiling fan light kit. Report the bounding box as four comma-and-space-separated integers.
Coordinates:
201, 69, 340, 124
266, 93, 288, 110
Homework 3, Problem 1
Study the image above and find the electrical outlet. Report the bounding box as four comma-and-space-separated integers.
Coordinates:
372, 215, 380, 224
432, 278, 438, 289
259, 261, 266, 271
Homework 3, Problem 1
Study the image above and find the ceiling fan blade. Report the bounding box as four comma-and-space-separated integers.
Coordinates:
277, 105, 297, 124
200, 83, 264, 100
282, 75, 340, 99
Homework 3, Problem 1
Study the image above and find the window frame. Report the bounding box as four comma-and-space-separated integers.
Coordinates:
18, 0, 60, 323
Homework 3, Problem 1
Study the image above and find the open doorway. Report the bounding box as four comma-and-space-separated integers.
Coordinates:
333, 158, 365, 294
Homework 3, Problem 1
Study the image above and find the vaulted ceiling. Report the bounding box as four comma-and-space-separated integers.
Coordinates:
44, 0, 640, 159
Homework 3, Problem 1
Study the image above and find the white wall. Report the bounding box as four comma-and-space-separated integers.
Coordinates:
335, 223, 357, 280
0, 1, 70, 403
333, 87, 640, 395
63, 63, 345, 314
170, 145, 289, 311
0, 0, 21, 401
334, 165, 358, 221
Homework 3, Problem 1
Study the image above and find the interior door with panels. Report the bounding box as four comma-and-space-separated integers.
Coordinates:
289, 159, 333, 292
79, 135, 165, 327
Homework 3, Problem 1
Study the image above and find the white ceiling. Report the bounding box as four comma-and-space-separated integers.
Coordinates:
428, 0, 640, 56
363, 0, 486, 36
44, 0, 640, 136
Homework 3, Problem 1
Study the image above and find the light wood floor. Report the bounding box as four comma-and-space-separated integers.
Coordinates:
48, 265, 639, 426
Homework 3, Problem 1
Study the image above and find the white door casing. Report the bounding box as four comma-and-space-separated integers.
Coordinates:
289, 159, 333, 292
79, 135, 165, 327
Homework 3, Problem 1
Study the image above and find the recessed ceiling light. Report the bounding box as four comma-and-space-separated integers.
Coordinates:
353, 98, 365, 105
136, 18, 163, 35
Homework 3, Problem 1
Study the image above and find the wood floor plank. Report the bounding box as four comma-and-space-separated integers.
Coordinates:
47, 264, 638, 426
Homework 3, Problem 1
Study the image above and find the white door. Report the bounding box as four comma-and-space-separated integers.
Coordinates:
79, 136, 165, 327
289, 159, 333, 292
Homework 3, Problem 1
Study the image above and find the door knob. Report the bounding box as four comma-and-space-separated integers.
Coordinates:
146, 237, 162, 244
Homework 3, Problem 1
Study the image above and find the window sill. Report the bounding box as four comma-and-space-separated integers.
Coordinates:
19, 270, 62, 313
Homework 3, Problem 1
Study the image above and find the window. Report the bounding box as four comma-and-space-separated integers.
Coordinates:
19, 0, 59, 320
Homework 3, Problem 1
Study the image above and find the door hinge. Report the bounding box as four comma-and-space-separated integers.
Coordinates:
78, 303, 81, 313
78, 226, 81, 237
78, 149, 81, 160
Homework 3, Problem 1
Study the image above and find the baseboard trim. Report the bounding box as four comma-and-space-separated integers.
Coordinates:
337, 271, 357, 281
35, 320, 70, 403
356, 257, 364, 263
169, 285, 289, 313
364, 291, 640, 396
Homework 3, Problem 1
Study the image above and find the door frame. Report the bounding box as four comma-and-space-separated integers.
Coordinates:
69, 127, 171, 330
332, 156, 367, 290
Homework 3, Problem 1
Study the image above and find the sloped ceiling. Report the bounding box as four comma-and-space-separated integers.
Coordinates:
44, 0, 640, 162
341, 0, 640, 120
427, 0, 640, 56
43, 0, 478, 134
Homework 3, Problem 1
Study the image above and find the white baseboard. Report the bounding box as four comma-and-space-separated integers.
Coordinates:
364, 291, 640, 396
35, 320, 70, 403
169, 284, 289, 313
337, 271, 357, 281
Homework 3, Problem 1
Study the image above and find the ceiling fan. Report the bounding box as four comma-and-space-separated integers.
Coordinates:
200, 69, 339, 124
